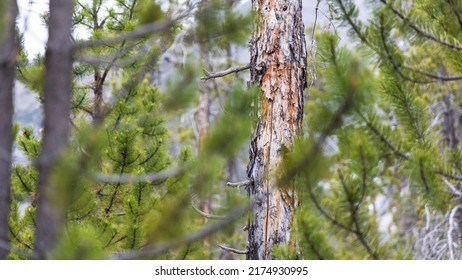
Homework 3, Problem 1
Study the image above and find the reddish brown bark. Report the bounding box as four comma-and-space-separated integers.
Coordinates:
246, 0, 307, 260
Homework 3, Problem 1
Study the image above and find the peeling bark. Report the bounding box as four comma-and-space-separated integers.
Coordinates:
0, 0, 18, 260
34, 0, 74, 259
246, 0, 307, 260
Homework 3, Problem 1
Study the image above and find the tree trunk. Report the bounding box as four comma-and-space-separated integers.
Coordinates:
0, 0, 18, 260
34, 0, 74, 259
246, 0, 307, 260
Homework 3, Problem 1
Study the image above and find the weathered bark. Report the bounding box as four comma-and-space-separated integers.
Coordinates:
246, 0, 307, 259
34, 0, 74, 259
0, 0, 18, 260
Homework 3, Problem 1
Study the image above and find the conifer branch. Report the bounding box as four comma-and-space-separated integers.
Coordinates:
419, 158, 431, 194
379, 22, 432, 84
201, 64, 250, 81
447, 0, 462, 30
298, 216, 328, 259
113, 202, 251, 259
191, 203, 225, 219
380, 13, 462, 84
94, 165, 187, 184
0, 237, 30, 259
380, 0, 462, 51
307, 185, 353, 233
436, 170, 462, 182
356, 110, 408, 159
75, 41, 149, 67
402, 65, 462, 82
105, 145, 129, 213
335, 0, 374, 50
216, 243, 248, 255
8, 225, 32, 250
75, 12, 191, 49
14, 168, 33, 193
338, 171, 379, 260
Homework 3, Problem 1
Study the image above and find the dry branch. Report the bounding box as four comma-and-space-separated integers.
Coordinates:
201, 64, 250, 81
216, 243, 248, 255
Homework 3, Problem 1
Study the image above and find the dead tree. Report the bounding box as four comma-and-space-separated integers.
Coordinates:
246, 0, 307, 259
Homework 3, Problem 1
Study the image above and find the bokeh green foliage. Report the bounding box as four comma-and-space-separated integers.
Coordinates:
289, 0, 462, 259
192, 0, 252, 48
279, 32, 397, 259
9, 0, 255, 260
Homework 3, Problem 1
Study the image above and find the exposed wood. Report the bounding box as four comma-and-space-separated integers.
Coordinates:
0, 0, 18, 260
34, 0, 74, 259
246, 0, 307, 259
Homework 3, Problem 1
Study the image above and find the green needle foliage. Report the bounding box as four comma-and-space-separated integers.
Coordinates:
9, 0, 254, 260
277, 0, 462, 260
9, 0, 462, 260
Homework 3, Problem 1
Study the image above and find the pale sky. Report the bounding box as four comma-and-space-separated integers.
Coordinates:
18, 0, 49, 58
16, 0, 332, 59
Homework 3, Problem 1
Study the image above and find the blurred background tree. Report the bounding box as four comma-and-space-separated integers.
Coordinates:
7, 0, 254, 259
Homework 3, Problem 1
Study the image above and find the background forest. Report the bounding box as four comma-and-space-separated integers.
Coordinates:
1, 0, 462, 260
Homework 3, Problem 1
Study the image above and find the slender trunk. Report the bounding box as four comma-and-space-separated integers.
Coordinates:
34, 0, 74, 259
0, 0, 18, 260
246, 0, 307, 260
93, 71, 104, 124
198, 42, 213, 236
198, 45, 211, 149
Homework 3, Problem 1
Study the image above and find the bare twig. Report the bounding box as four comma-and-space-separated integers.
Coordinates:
201, 64, 250, 81
447, 205, 462, 259
226, 180, 251, 188
442, 177, 462, 197
425, 204, 431, 231
307, 0, 321, 93
216, 243, 248, 255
